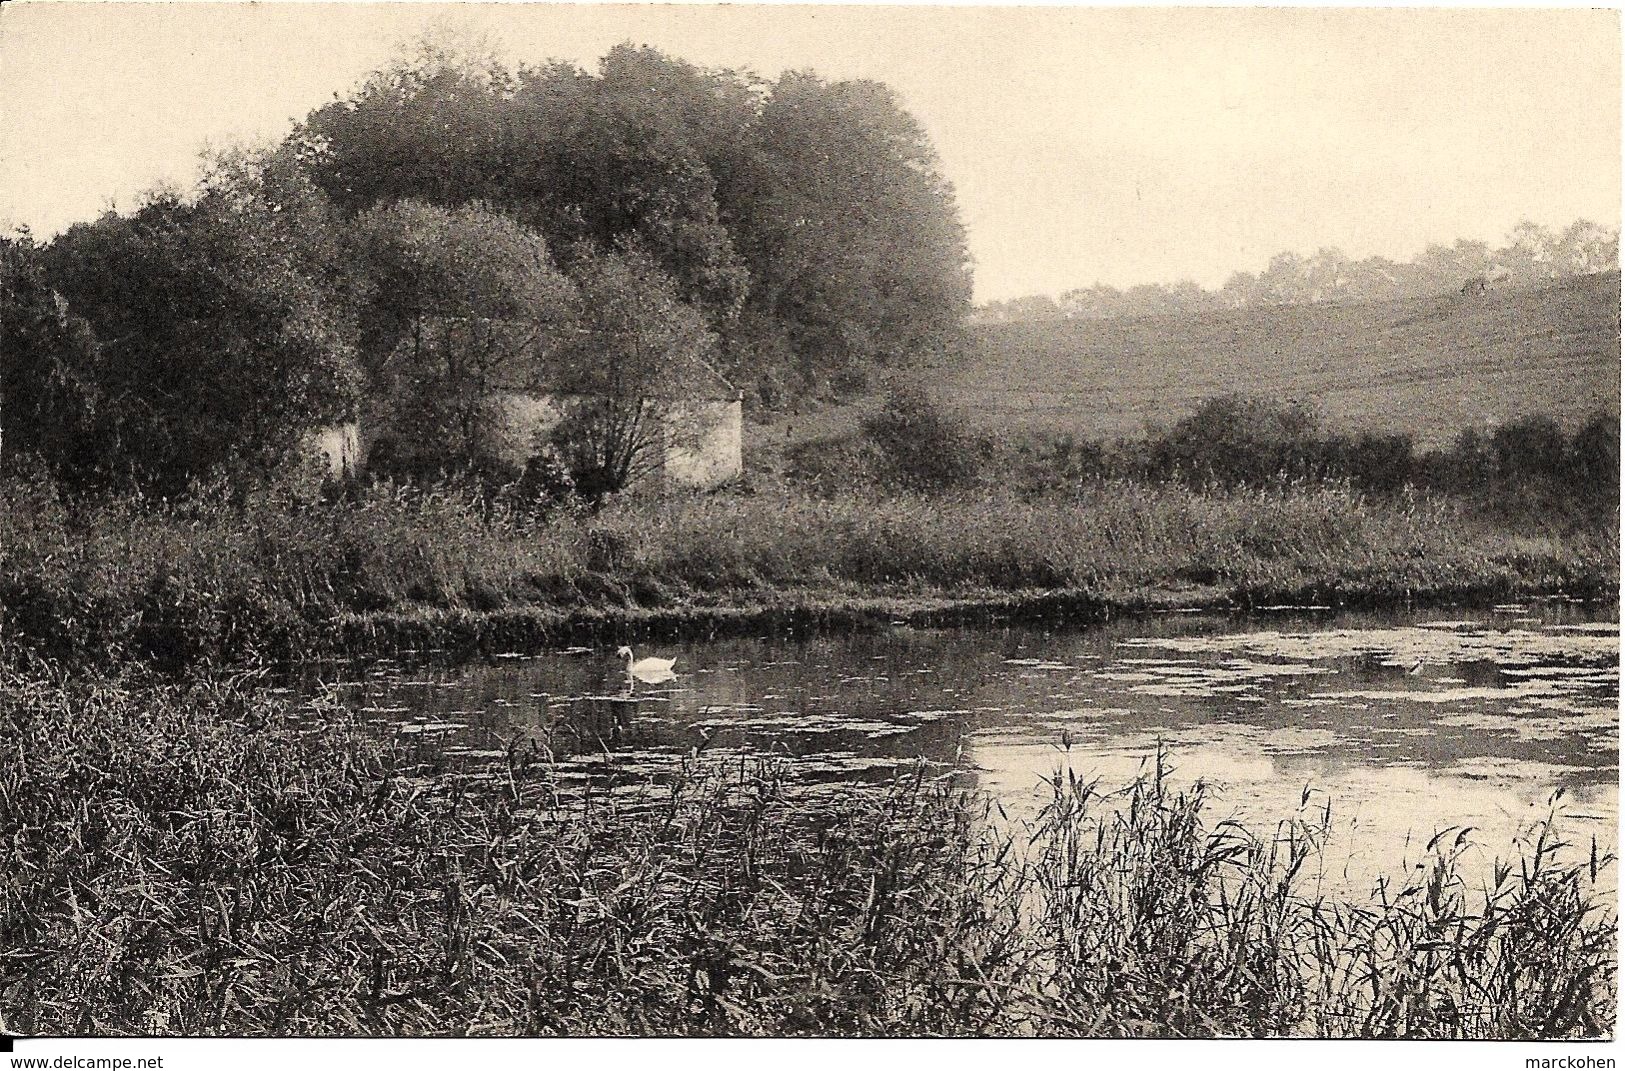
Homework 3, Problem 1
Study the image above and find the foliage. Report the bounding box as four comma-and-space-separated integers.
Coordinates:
860, 381, 981, 491
0, 235, 103, 479
956, 396, 1615, 515
349, 199, 577, 478
1146, 394, 1325, 488
727, 71, 973, 392
0, 461, 1613, 670
36, 182, 361, 496
979, 219, 1621, 323
546, 244, 725, 499
288, 39, 969, 399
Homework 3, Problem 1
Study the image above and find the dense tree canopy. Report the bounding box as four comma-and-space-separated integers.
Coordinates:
4, 39, 971, 494
33, 177, 361, 495
729, 72, 972, 390
350, 199, 577, 475
287, 42, 971, 401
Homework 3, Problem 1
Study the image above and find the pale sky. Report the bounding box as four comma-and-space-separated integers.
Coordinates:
0, 3, 1618, 301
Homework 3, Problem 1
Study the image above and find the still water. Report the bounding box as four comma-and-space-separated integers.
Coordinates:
306, 600, 1619, 890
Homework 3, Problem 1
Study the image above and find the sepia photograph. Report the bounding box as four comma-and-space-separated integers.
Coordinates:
0, 0, 1619, 1060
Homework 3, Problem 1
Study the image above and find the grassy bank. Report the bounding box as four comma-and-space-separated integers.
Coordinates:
1, 668, 1612, 1037
2, 474, 1615, 668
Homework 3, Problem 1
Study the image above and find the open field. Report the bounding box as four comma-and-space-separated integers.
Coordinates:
754, 273, 1621, 452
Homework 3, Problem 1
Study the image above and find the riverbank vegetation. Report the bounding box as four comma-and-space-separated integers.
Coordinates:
2, 384, 1615, 670
1, 457, 1614, 670
1, 668, 1612, 1037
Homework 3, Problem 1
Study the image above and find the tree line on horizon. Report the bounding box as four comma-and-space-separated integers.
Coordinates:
0, 39, 972, 498
976, 219, 1620, 324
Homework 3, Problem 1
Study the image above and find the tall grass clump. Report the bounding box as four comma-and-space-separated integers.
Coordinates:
0, 666, 1030, 1037
1, 445, 1615, 670
1025, 751, 1616, 1039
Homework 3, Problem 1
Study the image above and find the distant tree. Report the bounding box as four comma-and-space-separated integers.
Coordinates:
1060, 283, 1127, 319
1002, 294, 1065, 321
993, 219, 1618, 324
1255, 251, 1310, 305
1551, 219, 1620, 276
350, 199, 577, 477
1501, 220, 1561, 284
1219, 272, 1259, 310
546, 244, 724, 499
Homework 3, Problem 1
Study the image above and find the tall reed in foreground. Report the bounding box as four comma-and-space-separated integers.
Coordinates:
1026, 751, 1615, 1038
0, 670, 1613, 1037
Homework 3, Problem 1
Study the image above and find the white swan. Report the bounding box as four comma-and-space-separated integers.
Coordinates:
617, 645, 677, 680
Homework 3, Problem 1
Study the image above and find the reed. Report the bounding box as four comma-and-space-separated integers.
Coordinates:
2, 473, 1614, 669
1, 670, 1612, 1038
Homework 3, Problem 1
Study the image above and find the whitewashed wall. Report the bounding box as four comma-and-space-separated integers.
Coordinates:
664, 398, 742, 488
299, 422, 362, 478
487, 392, 741, 490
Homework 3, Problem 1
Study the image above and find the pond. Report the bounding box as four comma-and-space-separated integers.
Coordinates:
308, 599, 1619, 892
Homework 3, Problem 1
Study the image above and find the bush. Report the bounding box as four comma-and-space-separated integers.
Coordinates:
506, 444, 578, 517
1569, 410, 1621, 512
1492, 415, 1569, 482
861, 382, 982, 490
1145, 394, 1325, 488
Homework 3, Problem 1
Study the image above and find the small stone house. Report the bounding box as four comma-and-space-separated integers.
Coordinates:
483, 381, 744, 490
300, 319, 743, 489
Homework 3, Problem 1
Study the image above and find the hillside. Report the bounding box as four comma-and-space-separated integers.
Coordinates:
756, 272, 1620, 453
946, 271, 1621, 448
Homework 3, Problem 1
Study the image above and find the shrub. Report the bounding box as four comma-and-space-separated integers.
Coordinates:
1145, 394, 1324, 488
861, 381, 981, 490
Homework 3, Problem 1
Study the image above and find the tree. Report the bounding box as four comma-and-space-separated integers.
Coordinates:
1502, 220, 1559, 284
547, 244, 724, 498
728, 71, 972, 392
1551, 220, 1619, 276
287, 33, 518, 217
288, 40, 974, 404
1149, 394, 1322, 487
510, 53, 752, 321
350, 199, 577, 477
0, 232, 103, 479
293, 40, 754, 330
40, 183, 362, 495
